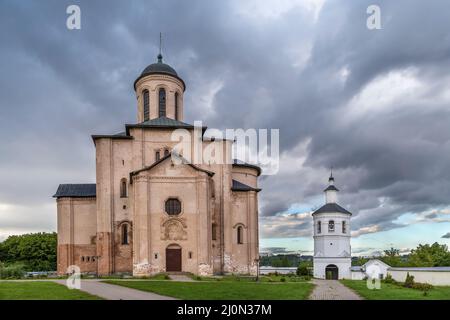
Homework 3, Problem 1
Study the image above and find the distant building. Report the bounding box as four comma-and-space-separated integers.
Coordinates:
312, 173, 352, 279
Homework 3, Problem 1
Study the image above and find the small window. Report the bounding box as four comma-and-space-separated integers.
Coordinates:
164, 149, 169, 157
87, 256, 90, 262
120, 178, 127, 198
159, 88, 166, 117
154, 253, 158, 259
212, 223, 217, 240
92, 256, 96, 262
156, 151, 160, 161
237, 226, 243, 244
121, 224, 129, 245
328, 220, 335, 232
188, 252, 193, 259
317, 221, 322, 234
165, 198, 181, 215
81, 256, 85, 262
342, 221, 346, 234
143, 89, 150, 121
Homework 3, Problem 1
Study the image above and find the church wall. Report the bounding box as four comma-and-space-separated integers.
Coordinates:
56, 197, 96, 275
226, 191, 258, 275
95, 138, 114, 275
131, 161, 213, 276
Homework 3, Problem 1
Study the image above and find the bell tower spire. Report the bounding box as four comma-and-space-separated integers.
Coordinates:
324, 168, 339, 204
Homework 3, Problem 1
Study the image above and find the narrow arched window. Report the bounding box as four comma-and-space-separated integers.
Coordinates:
317, 221, 322, 234
175, 92, 179, 120
121, 224, 129, 245
164, 149, 169, 157
159, 88, 166, 117
328, 220, 335, 232
212, 223, 217, 240
155, 150, 161, 161
120, 178, 127, 198
143, 89, 150, 121
342, 221, 346, 234
237, 226, 243, 244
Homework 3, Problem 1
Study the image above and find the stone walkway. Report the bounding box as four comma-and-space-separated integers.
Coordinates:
54, 280, 176, 300
309, 279, 363, 300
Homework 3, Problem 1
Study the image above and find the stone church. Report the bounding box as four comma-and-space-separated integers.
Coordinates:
53, 53, 261, 276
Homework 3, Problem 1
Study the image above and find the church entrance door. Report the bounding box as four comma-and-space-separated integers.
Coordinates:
325, 264, 338, 280
166, 245, 182, 272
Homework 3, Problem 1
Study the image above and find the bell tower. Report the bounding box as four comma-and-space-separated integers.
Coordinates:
312, 172, 352, 280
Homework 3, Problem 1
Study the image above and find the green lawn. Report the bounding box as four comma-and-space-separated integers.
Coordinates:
0, 281, 101, 300
341, 280, 450, 300
105, 280, 314, 300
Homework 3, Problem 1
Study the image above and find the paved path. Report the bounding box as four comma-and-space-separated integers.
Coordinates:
309, 279, 363, 300
54, 280, 176, 300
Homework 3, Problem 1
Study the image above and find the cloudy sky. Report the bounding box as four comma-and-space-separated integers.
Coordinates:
1, 0, 450, 256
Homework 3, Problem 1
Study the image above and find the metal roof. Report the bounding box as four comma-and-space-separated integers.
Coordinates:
232, 179, 261, 192
312, 202, 352, 215
232, 159, 262, 176
134, 54, 186, 91
125, 117, 206, 135
388, 267, 450, 272
324, 185, 339, 192
53, 184, 96, 198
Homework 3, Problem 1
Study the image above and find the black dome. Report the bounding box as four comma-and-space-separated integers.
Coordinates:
134, 54, 185, 91
141, 54, 178, 77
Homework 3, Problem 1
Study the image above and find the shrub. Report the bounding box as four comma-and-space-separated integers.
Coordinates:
404, 272, 415, 288
280, 277, 286, 282
411, 282, 433, 294
296, 262, 312, 276
0, 262, 26, 279
383, 273, 397, 284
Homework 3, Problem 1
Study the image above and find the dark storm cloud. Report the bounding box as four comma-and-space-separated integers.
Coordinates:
1, 0, 450, 240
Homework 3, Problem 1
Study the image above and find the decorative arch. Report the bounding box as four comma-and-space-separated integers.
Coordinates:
325, 264, 339, 280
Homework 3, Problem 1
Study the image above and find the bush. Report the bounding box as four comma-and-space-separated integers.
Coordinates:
280, 277, 286, 282
0, 262, 26, 279
383, 273, 397, 284
296, 261, 312, 276
411, 282, 433, 295
404, 272, 415, 288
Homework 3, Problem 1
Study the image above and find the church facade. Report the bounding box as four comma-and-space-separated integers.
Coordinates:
53, 54, 261, 276
312, 174, 352, 279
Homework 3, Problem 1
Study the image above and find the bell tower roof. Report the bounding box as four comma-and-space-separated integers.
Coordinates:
133, 53, 186, 91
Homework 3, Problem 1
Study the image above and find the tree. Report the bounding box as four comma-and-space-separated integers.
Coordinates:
380, 247, 402, 267
0, 232, 57, 271
297, 261, 312, 276
408, 242, 450, 267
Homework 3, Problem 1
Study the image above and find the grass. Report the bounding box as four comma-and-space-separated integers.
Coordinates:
105, 280, 314, 300
341, 280, 450, 300
193, 274, 311, 282
0, 281, 102, 300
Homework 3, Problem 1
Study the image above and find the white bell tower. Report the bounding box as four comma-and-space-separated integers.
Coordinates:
312, 172, 352, 279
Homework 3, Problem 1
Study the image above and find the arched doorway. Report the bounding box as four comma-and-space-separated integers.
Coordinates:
166, 244, 182, 272
325, 264, 339, 280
